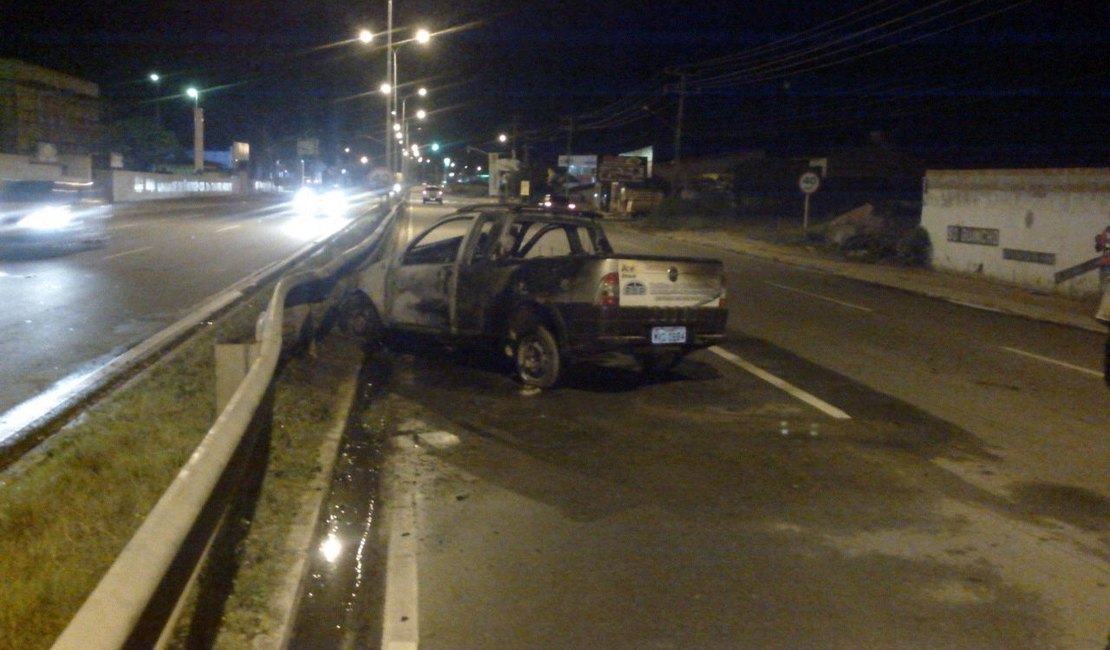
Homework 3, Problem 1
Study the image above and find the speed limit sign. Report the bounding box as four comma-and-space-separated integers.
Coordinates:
799, 171, 821, 194
798, 171, 821, 234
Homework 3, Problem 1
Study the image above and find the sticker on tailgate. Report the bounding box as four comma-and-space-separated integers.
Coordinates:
620, 263, 718, 307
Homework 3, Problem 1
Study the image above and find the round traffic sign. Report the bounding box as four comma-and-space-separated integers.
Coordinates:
799, 171, 821, 194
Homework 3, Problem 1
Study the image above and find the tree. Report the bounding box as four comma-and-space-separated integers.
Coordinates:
103, 117, 181, 171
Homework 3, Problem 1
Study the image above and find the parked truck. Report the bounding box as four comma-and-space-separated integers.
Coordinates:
349, 204, 728, 387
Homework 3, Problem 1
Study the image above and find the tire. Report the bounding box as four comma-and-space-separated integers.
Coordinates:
514, 324, 562, 388
338, 292, 383, 342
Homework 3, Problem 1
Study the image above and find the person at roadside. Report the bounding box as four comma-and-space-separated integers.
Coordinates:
1097, 225, 1110, 290
1095, 225, 1110, 386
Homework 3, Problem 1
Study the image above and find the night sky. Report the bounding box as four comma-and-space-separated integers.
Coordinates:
3, 0, 1107, 167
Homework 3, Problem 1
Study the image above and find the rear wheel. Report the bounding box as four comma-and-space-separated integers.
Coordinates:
514, 324, 562, 388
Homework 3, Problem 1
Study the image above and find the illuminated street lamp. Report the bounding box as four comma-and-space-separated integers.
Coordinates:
185, 87, 203, 173
400, 86, 428, 181
387, 27, 432, 177
148, 72, 162, 124
360, 19, 434, 182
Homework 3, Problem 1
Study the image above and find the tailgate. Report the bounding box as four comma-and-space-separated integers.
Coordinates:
615, 258, 723, 308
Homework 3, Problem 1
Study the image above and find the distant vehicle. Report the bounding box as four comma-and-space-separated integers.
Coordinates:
422, 184, 444, 204
538, 193, 578, 210
348, 204, 728, 388
0, 180, 109, 256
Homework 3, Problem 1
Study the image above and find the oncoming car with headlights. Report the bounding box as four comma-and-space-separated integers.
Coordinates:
0, 180, 109, 256
291, 185, 349, 218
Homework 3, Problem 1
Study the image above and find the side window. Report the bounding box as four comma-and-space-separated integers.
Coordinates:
402, 217, 474, 265
522, 226, 574, 258
469, 218, 499, 263
569, 225, 601, 255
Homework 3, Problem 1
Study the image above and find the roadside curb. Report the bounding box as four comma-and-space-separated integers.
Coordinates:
266, 354, 363, 650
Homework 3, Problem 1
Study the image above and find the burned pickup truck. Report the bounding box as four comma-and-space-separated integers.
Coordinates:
349, 204, 728, 387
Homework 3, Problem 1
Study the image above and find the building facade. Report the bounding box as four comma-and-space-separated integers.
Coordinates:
0, 59, 101, 181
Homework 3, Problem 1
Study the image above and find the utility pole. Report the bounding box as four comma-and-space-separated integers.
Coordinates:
565, 116, 575, 157
672, 72, 686, 164
511, 115, 519, 160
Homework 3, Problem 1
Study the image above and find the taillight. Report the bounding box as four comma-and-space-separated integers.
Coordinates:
597, 272, 620, 306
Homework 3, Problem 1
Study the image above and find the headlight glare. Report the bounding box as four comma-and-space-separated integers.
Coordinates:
19, 205, 74, 230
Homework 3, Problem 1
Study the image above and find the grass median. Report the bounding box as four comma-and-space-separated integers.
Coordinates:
0, 289, 266, 649
0, 206, 390, 649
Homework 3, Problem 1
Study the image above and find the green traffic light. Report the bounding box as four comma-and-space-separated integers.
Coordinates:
431, 143, 440, 152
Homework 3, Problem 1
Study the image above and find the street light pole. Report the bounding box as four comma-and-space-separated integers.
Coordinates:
186, 87, 203, 173
148, 72, 161, 125
400, 87, 426, 182
386, 0, 394, 181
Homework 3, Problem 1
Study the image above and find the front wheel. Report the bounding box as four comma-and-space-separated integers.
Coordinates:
514, 324, 562, 388
337, 291, 383, 343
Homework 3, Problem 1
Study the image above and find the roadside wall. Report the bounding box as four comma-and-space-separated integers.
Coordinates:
0, 152, 92, 183
95, 170, 246, 201
921, 168, 1110, 297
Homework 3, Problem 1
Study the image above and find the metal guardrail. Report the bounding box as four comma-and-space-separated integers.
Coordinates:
51, 198, 403, 649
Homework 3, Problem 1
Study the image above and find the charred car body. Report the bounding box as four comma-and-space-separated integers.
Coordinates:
0, 180, 109, 256
350, 204, 728, 387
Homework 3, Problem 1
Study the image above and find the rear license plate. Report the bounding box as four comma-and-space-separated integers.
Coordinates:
651, 326, 687, 344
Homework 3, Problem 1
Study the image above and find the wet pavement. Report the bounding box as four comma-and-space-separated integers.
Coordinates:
286, 358, 390, 649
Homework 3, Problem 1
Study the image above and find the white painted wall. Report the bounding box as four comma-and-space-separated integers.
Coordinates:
95, 170, 243, 202
921, 168, 1110, 297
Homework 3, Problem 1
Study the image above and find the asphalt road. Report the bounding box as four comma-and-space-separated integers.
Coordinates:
0, 193, 376, 441
296, 199, 1108, 649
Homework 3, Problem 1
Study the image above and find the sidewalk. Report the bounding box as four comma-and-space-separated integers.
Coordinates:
617, 223, 1106, 334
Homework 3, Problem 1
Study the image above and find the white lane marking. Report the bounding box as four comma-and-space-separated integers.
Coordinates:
709, 346, 852, 420
107, 221, 143, 231
946, 299, 1007, 314
382, 436, 421, 650
101, 246, 153, 261
215, 224, 242, 233
1000, 346, 1103, 378
764, 281, 873, 312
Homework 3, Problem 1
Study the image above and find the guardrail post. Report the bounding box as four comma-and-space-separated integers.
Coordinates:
215, 343, 261, 414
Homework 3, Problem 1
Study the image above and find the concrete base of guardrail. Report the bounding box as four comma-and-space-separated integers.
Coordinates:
215, 344, 262, 414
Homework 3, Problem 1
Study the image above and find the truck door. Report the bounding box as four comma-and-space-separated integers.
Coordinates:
388, 215, 474, 332
454, 216, 504, 334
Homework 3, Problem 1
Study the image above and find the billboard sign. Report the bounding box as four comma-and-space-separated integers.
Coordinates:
598, 155, 647, 183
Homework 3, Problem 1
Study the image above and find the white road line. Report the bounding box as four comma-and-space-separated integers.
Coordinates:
1000, 346, 1103, 378
215, 224, 242, 233
709, 346, 852, 420
764, 281, 873, 312
946, 299, 1007, 314
101, 246, 152, 261
382, 436, 421, 650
